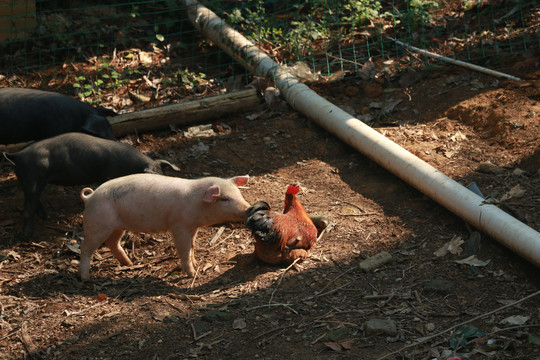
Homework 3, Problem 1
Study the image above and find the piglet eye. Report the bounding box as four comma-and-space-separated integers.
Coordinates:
219, 196, 230, 202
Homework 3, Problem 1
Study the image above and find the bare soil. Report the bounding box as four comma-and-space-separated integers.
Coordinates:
1, 57, 539, 359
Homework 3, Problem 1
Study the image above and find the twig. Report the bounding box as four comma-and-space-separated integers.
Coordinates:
375, 289, 540, 360
208, 226, 225, 246
189, 264, 201, 289
302, 281, 352, 302
0, 326, 19, 341
331, 198, 369, 213
209, 230, 236, 249
311, 332, 327, 345
190, 322, 212, 342
246, 303, 294, 312
253, 324, 296, 340
65, 300, 106, 317
490, 323, 540, 335
162, 297, 183, 313
269, 258, 300, 304
338, 212, 378, 216
315, 266, 356, 296
316, 221, 333, 243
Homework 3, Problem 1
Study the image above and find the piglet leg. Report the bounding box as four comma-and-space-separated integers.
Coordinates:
79, 229, 130, 280
105, 229, 132, 266
171, 227, 197, 277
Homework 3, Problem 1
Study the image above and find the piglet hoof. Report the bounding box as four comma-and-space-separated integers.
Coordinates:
182, 265, 196, 278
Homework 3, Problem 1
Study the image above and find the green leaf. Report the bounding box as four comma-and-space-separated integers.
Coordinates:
72, 83, 81, 88
456, 325, 478, 337
156, 34, 165, 42
83, 84, 92, 90
529, 334, 540, 346
124, 53, 134, 59
102, 74, 110, 79
449, 336, 467, 349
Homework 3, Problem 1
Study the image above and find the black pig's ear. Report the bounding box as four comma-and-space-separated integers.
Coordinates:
81, 113, 115, 140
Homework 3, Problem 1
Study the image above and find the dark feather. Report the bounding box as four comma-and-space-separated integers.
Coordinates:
245, 201, 281, 245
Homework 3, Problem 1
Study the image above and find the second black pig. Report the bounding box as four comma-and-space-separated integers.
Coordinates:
0, 87, 115, 144
3, 132, 180, 237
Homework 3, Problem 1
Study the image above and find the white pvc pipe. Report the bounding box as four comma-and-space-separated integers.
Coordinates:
182, 1, 540, 267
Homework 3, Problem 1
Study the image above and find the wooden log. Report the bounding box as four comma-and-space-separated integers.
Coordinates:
109, 88, 261, 137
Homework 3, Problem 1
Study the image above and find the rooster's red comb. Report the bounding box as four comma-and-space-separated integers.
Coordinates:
286, 184, 300, 195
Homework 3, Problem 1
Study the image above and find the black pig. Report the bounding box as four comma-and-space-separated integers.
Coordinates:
0, 87, 115, 144
3, 132, 180, 237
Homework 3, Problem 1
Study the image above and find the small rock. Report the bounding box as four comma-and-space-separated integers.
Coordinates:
399, 70, 423, 88
476, 162, 503, 174
423, 279, 454, 294
365, 319, 397, 336
513, 168, 526, 176
358, 251, 393, 272
345, 86, 360, 97
363, 82, 383, 98
232, 318, 247, 330
464, 231, 481, 256
201, 310, 232, 322
323, 327, 349, 341
61, 318, 77, 328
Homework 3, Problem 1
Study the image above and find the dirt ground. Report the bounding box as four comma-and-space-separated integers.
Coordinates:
1, 55, 539, 359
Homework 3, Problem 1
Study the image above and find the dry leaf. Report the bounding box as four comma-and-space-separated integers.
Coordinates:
500, 315, 530, 325
8, 250, 20, 261
455, 255, 491, 267
324, 342, 343, 351
508, 184, 526, 198
324, 340, 354, 351
434, 236, 464, 257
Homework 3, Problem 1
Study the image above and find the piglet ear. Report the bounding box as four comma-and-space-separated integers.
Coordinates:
231, 175, 249, 187
203, 185, 220, 203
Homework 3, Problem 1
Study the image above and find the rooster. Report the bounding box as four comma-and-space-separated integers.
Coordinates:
245, 184, 318, 265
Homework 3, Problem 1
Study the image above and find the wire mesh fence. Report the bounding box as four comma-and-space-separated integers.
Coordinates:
0, 0, 537, 111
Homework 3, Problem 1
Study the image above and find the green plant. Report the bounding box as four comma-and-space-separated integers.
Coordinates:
449, 325, 485, 350
72, 75, 102, 99
342, 0, 383, 26
178, 69, 206, 90
403, 0, 439, 24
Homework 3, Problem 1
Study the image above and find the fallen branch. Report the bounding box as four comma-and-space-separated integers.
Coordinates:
390, 38, 522, 81
19, 322, 37, 356
375, 289, 540, 360
109, 88, 260, 137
